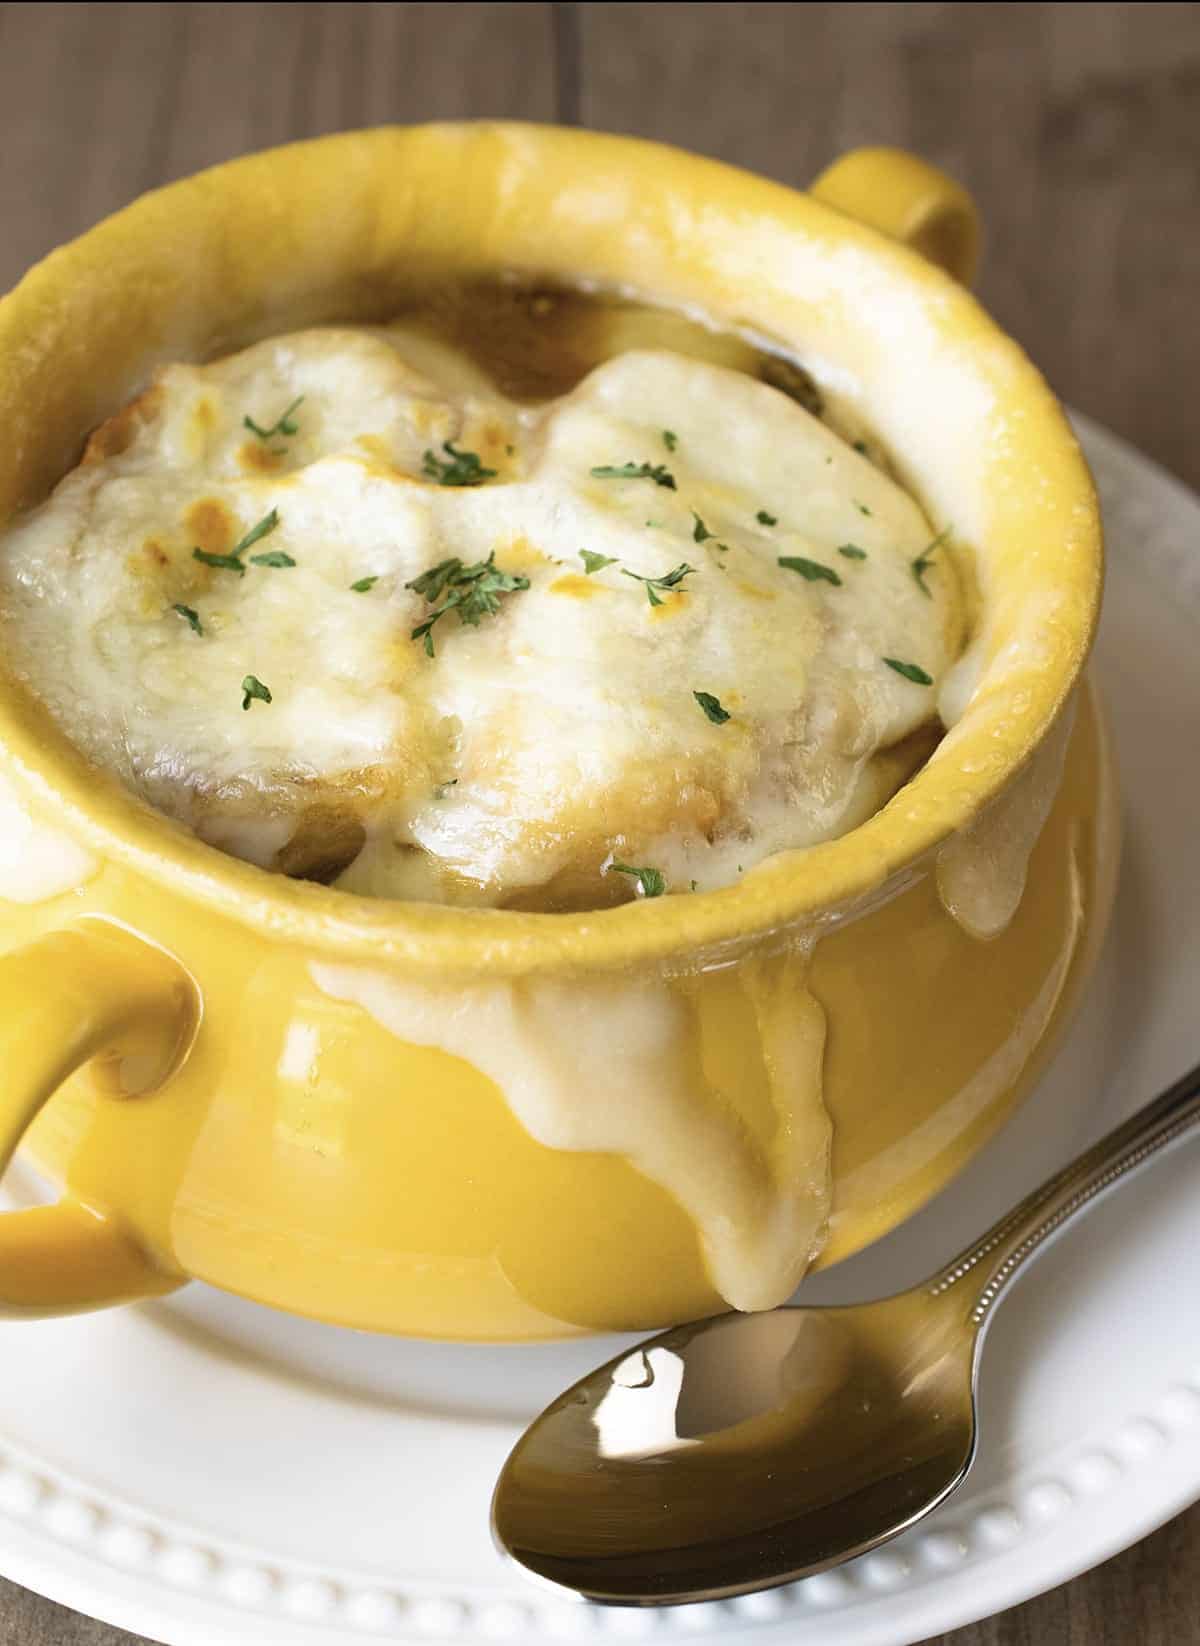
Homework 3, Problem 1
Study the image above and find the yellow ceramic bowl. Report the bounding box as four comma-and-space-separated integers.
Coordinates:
0, 128, 1116, 1339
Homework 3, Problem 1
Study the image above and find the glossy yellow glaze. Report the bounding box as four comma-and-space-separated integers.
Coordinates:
810, 146, 982, 286
0, 129, 1113, 1337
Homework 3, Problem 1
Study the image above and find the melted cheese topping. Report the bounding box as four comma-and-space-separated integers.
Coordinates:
311, 944, 830, 1314
937, 700, 1075, 939
0, 326, 962, 907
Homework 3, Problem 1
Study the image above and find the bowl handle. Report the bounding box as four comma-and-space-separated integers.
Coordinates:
0, 923, 197, 1316
810, 146, 981, 286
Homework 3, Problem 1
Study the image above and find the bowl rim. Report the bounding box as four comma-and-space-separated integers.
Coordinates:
0, 122, 1102, 977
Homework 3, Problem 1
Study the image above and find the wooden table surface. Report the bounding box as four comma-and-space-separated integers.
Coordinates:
0, 4, 1196, 1643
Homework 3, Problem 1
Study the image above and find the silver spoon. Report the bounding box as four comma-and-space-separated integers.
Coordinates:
492, 1056, 1200, 1607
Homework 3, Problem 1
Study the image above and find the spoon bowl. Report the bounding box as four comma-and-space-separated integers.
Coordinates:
494, 1293, 977, 1604
493, 1058, 1200, 1606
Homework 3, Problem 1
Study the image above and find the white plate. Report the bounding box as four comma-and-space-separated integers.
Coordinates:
1, 415, 1198, 1646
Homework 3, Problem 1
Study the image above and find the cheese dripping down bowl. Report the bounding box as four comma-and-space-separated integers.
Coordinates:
0, 127, 1115, 1338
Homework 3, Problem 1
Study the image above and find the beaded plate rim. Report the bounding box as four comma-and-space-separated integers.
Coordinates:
0, 1366, 1199, 1646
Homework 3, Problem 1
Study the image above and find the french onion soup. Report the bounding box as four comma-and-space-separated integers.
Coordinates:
0, 285, 965, 910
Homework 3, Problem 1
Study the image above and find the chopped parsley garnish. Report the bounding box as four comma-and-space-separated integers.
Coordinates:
172, 603, 203, 635
231, 509, 280, 555
241, 674, 272, 710
691, 515, 729, 552
662, 430, 678, 452
350, 575, 379, 592
407, 551, 530, 656
243, 395, 304, 443
837, 543, 868, 560
690, 879, 699, 892
193, 508, 281, 576
883, 657, 934, 685
610, 861, 666, 899
853, 438, 869, 455
590, 461, 677, 489
855, 501, 872, 517
193, 549, 244, 573
407, 559, 464, 604
433, 779, 459, 799
694, 690, 731, 724
756, 510, 778, 527
249, 549, 296, 568
778, 554, 842, 586
421, 441, 497, 487
579, 550, 617, 575
621, 562, 697, 606
911, 526, 952, 597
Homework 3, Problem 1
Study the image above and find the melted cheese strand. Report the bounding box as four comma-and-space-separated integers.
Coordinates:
311, 945, 830, 1313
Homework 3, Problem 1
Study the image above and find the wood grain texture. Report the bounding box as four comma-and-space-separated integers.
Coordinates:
0, 3, 1197, 1643
0, 1, 557, 292
579, 0, 1200, 490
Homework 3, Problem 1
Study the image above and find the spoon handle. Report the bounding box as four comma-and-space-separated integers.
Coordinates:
927, 1057, 1200, 1328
